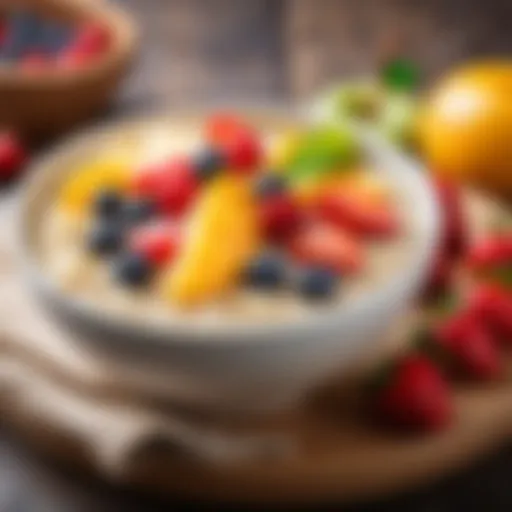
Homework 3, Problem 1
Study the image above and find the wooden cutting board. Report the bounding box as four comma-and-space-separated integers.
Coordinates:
0, 191, 510, 505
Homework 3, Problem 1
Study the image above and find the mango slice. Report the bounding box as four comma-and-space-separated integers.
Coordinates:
162, 175, 260, 307
59, 156, 132, 214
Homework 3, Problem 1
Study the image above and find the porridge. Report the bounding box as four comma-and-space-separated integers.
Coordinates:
38, 113, 418, 325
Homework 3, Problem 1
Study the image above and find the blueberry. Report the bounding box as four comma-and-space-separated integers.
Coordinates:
93, 189, 123, 219
245, 253, 287, 289
87, 222, 124, 256
193, 147, 224, 181
112, 253, 153, 288
122, 199, 155, 226
254, 173, 286, 199
297, 267, 338, 300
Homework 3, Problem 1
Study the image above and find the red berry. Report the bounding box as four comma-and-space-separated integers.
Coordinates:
72, 22, 111, 54
468, 285, 512, 344
435, 313, 501, 380
289, 222, 363, 274
130, 222, 181, 266
467, 235, 512, 271
260, 194, 301, 242
0, 132, 26, 181
317, 192, 399, 238
224, 131, 262, 173
204, 113, 251, 147
58, 22, 110, 69
375, 355, 452, 432
434, 178, 468, 260
20, 52, 49, 72
132, 158, 199, 216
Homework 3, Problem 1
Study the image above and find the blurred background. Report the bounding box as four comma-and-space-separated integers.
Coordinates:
0, 1, 511, 511
116, 0, 512, 110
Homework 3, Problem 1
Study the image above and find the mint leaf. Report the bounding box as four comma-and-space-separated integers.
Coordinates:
381, 59, 419, 92
289, 125, 359, 181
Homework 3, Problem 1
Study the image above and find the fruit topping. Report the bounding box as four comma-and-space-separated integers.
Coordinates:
259, 194, 301, 242
87, 221, 124, 256
112, 253, 153, 288
297, 267, 338, 300
60, 157, 131, 213
254, 173, 286, 199
93, 189, 124, 219
162, 175, 259, 307
133, 157, 199, 216
289, 222, 363, 274
224, 130, 262, 173
244, 252, 287, 290
122, 198, 156, 226
130, 222, 181, 266
192, 147, 224, 181
317, 188, 399, 238
204, 113, 252, 148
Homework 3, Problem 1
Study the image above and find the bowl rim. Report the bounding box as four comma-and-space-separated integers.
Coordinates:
17, 108, 440, 346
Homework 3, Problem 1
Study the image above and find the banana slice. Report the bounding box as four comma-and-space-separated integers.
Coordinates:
162, 175, 260, 307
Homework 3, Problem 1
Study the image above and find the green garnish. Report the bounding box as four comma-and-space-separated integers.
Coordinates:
289, 125, 359, 181
381, 58, 419, 92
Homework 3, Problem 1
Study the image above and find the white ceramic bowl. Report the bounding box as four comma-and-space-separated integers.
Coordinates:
18, 112, 440, 415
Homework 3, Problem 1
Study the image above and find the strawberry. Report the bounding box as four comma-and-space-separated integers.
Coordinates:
0, 132, 27, 182
204, 113, 252, 148
374, 355, 452, 432
468, 236, 512, 270
130, 222, 181, 266
434, 178, 468, 260
260, 194, 301, 242
434, 312, 502, 380
132, 157, 199, 216
288, 222, 363, 274
468, 285, 512, 344
316, 190, 399, 238
224, 131, 262, 173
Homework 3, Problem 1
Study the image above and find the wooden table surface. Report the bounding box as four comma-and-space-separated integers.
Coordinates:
1, 1, 511, 510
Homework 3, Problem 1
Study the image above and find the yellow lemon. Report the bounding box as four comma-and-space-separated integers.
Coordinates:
419, 60, 512, 195
162, 175, 260, 307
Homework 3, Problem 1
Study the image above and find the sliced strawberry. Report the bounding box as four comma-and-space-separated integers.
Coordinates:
130, 222, 181, 266
435, 312, 502, 380
375, 355, 452, 432
132, 157, 199, 216
260, 194, 301, 242
468, 285, 512, 344
289, 222, 363, 274
317, 190, 399, 238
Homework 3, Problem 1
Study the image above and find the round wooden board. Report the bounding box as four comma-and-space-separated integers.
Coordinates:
0, 190, 510, 505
